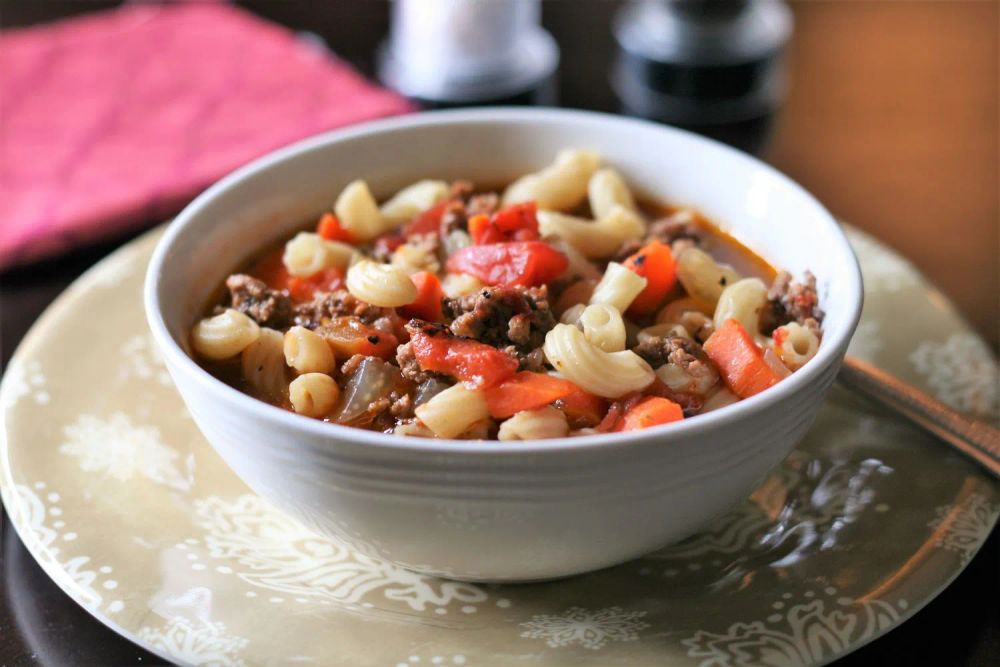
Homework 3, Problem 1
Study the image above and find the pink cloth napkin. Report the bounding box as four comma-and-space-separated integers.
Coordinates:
0, 2, 414, 270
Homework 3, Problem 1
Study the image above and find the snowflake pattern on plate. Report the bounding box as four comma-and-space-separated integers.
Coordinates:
910, 333, 999, 420
682, 588, 905, 667
136, 616, 248, 667
192, 494, 489, 614
0, 358, 49, 410
928, 493, 1000, 565
847, 230, 920, 293
519, 606, 649, 650
119, 333, 172, 386
59, 412, 191, 491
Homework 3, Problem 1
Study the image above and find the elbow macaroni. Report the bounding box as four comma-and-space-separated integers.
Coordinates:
379, 180, 449, 224
192, 309, 260, 360
713, 277, 768, 337
773, 322, 820, 370
346, 260, 418, 308
498, 406, 569, 441
289, 373, 340, 417
242, 327, 290, 400
543, 323, 655, 398
590, 262, 647, 313
334, 180, 387, 241
441, 272, 485, 298
588, 168, 636, 219
538, 205, 645, 259
283, 232, 355, 277
578, 303, 627, 352
283, 326, 336, 375
414, 383, 490, 439
676, 247, 742, 306
502, 149, 600, 211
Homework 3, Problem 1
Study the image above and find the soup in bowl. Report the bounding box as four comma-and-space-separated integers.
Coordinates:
145, 108, 862, 581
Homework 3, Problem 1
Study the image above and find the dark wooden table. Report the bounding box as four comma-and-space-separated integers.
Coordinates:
1, 2, 997, 665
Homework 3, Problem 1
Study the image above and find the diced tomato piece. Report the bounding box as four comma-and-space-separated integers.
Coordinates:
399, 271, 445, 322
704, 318, 782, 398
373, 232, 406, 258
553, 385, 608, 428
615, 396, 684, 431
316, 213, 355, 243
319, 317, 398, 360
403, 200, 452, 237
286, 268, 344, 303
623, 240, 676, 316
446, 241, 568, 287
248, 247, 290, 291
409, 325, 518, 388
484, 372, 579, 418
469, 202, 539, 244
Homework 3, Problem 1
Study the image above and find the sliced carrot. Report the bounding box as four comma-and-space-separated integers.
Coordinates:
399, 271, 445, 322
703, 318, 782, 398
317, 213, 355, 243
623, 240, 676, 316
554, 385, 609, 428
247, 247, 289, 290
615, 396, 684, 431
485, 372, 579, 418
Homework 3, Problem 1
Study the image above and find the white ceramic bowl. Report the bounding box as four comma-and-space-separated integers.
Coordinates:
145, 108, 862, 582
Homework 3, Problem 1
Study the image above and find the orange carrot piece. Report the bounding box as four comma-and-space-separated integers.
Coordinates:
615, 396, 684, 431
703, 318, 782, 398
623, 240, 676, 316
399, 271, 445, 322
485, 372, 579, 418
554, 385, 609, 428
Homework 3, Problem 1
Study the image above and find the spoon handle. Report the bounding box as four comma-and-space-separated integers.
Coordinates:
838, 355, 1000, 479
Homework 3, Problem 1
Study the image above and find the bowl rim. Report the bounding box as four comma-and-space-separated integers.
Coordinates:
144, 107, 863, 455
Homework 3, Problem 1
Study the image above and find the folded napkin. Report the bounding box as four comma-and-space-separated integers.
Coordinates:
0, 2, 414, 270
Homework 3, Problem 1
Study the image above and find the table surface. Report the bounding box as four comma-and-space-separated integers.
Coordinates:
0, 1, 997, 665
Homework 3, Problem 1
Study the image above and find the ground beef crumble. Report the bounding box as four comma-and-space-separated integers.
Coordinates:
225, 274, 292, 328
293, 289, 390, 329
615, 215, 704, 261
444, 286, 556, 352
760, 270, 824, 334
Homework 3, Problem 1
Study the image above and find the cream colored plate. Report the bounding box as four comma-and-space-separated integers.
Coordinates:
1, 226, 997, 667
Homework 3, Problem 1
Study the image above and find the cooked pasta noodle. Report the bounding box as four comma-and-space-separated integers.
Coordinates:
502, 149, 600, 210
589, 262, 647, 313
441, 272, 485, 298
560, 303, 587, 326
334, 180, 386, 241
675, 247, 742, 306
393, 419, 436, 438
543, 324, 654, 398
702, 387, 739, 413
379, 180, 449, 224
637, 323, 691, 344
289, 373, 340, 417
713, 277, 768, 337
579, 303, 627, 352
551, 238, 602, 281
283, 326, 336, 375
414, 383, 490, 438
773, 322, 820, 370
391, 237, 441, 274
192, 309, 260, 360
346, 259, 418, 307
538, 205, 645, 259
588, 167, 636, 219
498, 406, 569, 440
282, 232, 355, 277
241, 327, 289, 400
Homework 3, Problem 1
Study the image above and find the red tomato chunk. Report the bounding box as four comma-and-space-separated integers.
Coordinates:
409, 324, 518, 388
446, 241, 568, 288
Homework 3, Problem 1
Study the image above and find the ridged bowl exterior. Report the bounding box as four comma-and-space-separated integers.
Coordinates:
147, 109, 863, 582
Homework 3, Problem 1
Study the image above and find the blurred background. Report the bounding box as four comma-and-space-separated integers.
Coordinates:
1, 0, 997, 348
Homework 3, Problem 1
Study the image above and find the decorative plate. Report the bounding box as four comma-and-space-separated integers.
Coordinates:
1, 226, 997, 667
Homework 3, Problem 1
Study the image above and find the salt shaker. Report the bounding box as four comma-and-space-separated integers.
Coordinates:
378, 0, 559, 107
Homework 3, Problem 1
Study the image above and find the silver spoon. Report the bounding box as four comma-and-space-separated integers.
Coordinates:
838, 355, 1000, 479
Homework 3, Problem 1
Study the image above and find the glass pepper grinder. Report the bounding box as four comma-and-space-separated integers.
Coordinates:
611, 0, 793, 154
378, 0, 559, 108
